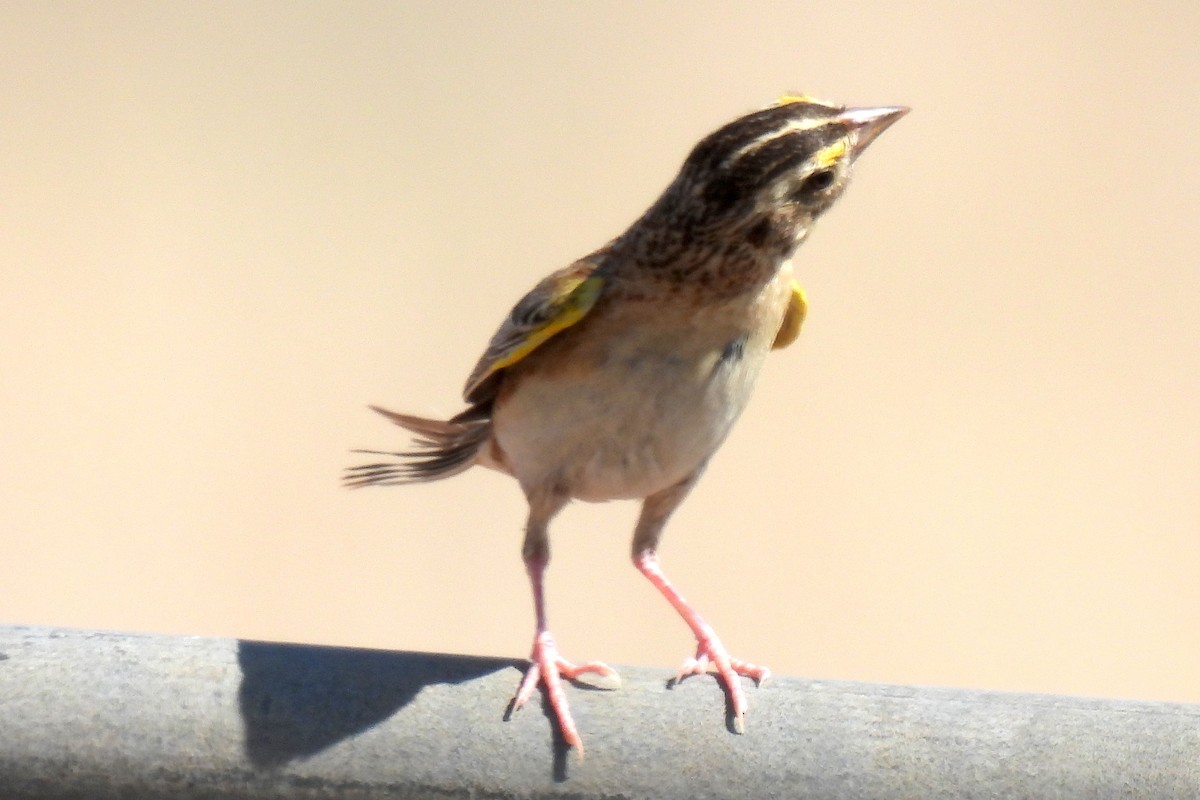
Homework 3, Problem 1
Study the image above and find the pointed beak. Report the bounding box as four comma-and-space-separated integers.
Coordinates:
839, 105, 909, 159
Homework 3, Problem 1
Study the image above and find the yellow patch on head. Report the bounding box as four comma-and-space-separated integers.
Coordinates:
775, 92, 839, 108
814, 140, 847, 167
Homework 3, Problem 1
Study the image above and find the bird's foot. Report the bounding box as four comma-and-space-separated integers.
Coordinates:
671, 633, 769, 734
507, 631, 619, 758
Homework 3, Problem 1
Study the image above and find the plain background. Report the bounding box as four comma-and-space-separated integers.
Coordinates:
3, 2, 1197, 704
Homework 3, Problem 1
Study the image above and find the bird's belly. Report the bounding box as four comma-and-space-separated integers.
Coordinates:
492, 334, 768, 502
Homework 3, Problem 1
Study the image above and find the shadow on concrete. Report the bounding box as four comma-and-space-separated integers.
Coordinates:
237, 639, 515, 767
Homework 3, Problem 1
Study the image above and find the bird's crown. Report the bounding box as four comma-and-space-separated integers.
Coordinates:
674, 95, 906, 226
606, 95, 906, 291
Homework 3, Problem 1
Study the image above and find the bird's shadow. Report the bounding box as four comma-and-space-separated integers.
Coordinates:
236, 639, 515, 768
501, 674, 617, 781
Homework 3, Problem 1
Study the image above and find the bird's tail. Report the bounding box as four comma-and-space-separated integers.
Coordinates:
344, 404, 492, 487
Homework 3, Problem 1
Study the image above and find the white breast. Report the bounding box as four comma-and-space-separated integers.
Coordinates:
492, 266, 793, 502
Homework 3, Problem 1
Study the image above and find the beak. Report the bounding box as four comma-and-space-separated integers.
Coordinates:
839, 106, 909, 159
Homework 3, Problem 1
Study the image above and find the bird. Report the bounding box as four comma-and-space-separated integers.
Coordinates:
346, 95, 907, 756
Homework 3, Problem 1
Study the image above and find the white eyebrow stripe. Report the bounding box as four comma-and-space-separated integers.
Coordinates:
726, 115, 839, 164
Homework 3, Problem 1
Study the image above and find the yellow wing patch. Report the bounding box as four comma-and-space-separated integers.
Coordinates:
487, 275, 603, 374
463, 264, 605, 403
771, 279, 808, 350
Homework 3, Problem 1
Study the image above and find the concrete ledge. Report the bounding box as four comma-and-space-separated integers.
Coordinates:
0, 624, 1197, 798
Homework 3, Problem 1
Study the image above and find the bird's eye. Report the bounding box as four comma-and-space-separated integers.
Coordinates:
798, 169, 836, 196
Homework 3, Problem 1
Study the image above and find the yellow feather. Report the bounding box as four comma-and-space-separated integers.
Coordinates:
775, 93, 837, 108
814, 140, 847, 167
486, 275, 603, 375
772, 279, 808, 350
775, 94, 816, 106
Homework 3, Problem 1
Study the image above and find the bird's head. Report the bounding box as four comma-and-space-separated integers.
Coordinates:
656, 96, 908, 257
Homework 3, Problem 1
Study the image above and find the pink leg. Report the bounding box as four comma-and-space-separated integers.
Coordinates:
634, 549, 768, 733
508, 553, 617, 758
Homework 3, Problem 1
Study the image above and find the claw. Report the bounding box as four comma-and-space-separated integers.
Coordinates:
671, 635, 768, 734
672, 650, 710, 684
635, 550, 768, 733
508, 631, 618, 758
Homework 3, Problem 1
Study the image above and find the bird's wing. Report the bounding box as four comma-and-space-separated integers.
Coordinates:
771, 279, 808, 350
463, 257, 605, 403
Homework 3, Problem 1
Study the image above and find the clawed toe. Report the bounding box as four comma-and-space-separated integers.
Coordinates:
507, 632, 618, 758
668, 640, 769, 733
672, 647, 768, 685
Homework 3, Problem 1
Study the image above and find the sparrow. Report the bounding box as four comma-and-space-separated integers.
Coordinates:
347, 95, 907, 756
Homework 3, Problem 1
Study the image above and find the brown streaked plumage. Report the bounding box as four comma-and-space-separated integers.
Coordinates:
346, 96, 907, 756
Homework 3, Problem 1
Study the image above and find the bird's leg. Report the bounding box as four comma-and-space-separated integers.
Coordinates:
508, 491, 617, 758
632, 473, 769, 734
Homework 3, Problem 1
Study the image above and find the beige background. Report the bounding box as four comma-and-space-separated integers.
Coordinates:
3, 3, 1197, 704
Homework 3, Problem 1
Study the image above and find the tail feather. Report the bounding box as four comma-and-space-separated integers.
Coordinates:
344, 404, 492, 487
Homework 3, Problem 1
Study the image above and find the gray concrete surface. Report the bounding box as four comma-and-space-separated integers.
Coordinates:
0, 624, 1197, 798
